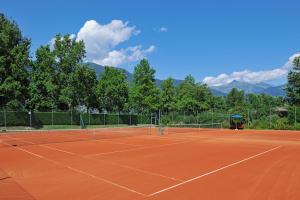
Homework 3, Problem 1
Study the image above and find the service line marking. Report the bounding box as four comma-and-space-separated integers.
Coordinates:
41, 144, 182, 182
148, 146, 282, 197
2, 141, 147, 196
88, 141, 191, 156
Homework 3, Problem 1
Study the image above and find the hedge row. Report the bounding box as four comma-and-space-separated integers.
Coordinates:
0, 111, 151, 127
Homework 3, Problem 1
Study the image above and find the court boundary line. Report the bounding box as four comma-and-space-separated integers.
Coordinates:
148, 145, 281, 197
41, 144, 182, 182
2, 141, 147, 197
2, 134, 146, 148
3, 135, 186, 181
88, 141, 191, 156
2, 135, 181, 182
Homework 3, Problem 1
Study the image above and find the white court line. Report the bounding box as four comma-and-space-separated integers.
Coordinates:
40, 145, 76, 155
4, 135, 35, 144
4, 134, 185, 181
4, 133, 146, 148
148, 146, 281, 197
1, 140, 44, 158
2, 141, 146, 196
88, 141, 191, 156
41, 144, 182, 182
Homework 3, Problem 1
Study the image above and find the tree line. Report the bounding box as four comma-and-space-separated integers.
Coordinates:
1, 13, 300, 117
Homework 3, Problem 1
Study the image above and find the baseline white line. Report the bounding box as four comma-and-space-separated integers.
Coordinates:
4, 133, 146, 148
4, 134, 183, 181
1, 140, 43, 158
148, 146, 281, 197
2, 141, 147, 196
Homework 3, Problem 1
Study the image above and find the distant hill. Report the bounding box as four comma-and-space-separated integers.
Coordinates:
262, 84, 286, 96
86, 63, 286, 96
87, 62, 183, 86
211, 80, 286, 96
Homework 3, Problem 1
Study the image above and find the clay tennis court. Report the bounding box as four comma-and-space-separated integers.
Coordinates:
1, 127, 300, 200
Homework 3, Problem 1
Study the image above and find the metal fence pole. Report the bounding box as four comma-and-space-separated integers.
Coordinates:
4, 109, 7, 129
129, 113, 131, 126
89, 110, 91, 125
52, 109, 54, 128
29, 110, 32, 128
211, 108, 214, 127
269, 105, 271, 129
247, 109, 250, 128
118, 112, 120, 126
295, 106, 297, 127
103, 113, 106, 125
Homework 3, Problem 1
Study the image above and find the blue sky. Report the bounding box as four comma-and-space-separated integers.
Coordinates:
1, 0, 300, 85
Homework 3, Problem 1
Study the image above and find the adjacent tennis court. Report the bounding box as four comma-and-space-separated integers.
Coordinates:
1, 126, 300, 200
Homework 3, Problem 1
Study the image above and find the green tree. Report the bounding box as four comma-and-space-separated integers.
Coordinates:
97, 67, 129, 112
131, 59, 160, 113
0, 14, 31, 109
226, 88, 245, 112
53, 34, 86, 110
286, 56, 300, 105
70, 64, 97, 111
28, 45, 57, 111
160, 77, 176, 112
176, 75, 211, 113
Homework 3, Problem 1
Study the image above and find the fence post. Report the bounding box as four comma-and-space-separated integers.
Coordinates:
211, 108, 214, 127
70, 108, 73, 127
89, 110, 91, 126
4, 109, 7, 129
247, 109, 250, 128
103, 113, 106, 125
52, 109, 54, 128
295, 106, 297, 127
118, 112, 120, 126
269, 105, 271, 129
29, 110, 32, 128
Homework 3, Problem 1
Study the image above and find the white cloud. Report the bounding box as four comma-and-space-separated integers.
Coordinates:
75, 19, 154, 66
202, 52, 300, 86
93, 45, 155, 66
159, 27, 168, 32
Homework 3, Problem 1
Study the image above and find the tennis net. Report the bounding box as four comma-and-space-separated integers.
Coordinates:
0, 125, 152, 148
163, 123, 223, 134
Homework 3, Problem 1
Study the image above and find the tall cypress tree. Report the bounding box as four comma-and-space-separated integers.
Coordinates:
131, 59, 160, 113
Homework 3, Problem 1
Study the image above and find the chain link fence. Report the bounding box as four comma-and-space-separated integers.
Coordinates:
0, 110, 152, 130
2, 105, 300, 131
160, 106, 300, 130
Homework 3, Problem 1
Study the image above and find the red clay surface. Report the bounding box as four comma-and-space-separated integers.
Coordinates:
0, 127, 300, 200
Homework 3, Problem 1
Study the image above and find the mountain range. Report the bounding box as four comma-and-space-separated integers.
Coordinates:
87, 62, 286, 96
